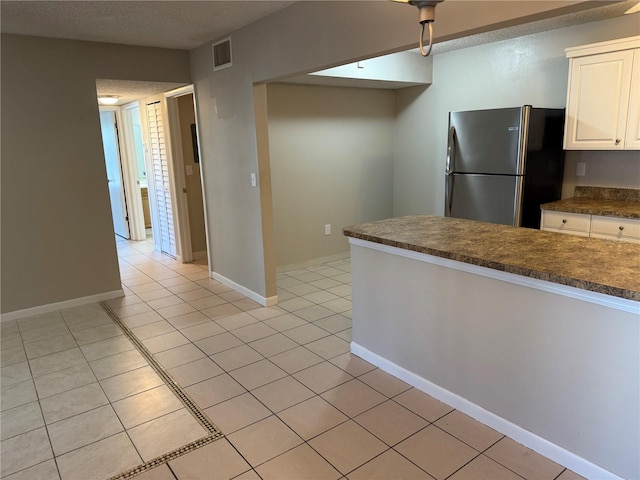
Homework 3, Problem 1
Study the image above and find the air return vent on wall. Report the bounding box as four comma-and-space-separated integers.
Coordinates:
212, 38, 232, 71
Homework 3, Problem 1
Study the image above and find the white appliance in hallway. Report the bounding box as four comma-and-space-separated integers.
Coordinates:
99, 110, 130, 239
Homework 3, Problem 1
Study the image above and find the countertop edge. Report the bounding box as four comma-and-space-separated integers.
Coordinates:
541, 199, 640, 219
343, 226, 640, 302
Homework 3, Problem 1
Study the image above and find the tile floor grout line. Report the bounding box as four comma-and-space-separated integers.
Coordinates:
100, 301, 222, 437
443, 450, 527, 480
107, 434, 220, 480
15, 319, 66, 480
65, 319, 152, 477
163, 462, 181, 480
133, 279, 362, 477
98, 301, 225, 479
222, 347, 434, 478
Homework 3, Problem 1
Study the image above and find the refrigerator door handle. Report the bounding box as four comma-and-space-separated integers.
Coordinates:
513, 175, 524, 226
446, 126, 456, 173
445, 172, 454, 217
516, 105, 531, 175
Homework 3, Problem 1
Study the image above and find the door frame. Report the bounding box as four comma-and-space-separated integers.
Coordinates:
164, 85, 211, 267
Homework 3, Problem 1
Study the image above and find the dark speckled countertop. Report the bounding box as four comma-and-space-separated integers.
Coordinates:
541, 186, 640, 218
343, 215, 640, 301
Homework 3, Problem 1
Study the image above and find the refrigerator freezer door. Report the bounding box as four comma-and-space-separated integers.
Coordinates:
446, 174, 523, 226
448, 107, 527, 175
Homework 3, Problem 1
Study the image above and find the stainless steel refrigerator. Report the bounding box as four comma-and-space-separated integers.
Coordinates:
445, 105, 565, 229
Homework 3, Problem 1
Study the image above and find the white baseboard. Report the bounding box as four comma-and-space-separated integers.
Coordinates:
276, 251, 350, 274
350, 342, 623, 480
1, 289, 124, 323
210, 271, 277, 307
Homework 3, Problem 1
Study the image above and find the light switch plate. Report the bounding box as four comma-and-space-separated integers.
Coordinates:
185, 165, 193, 176
576, 162, 586, 177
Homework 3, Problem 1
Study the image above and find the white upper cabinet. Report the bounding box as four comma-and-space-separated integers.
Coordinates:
564, 36, 640, 150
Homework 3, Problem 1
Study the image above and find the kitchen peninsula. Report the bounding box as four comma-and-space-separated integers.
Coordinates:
343, 216, 639, 480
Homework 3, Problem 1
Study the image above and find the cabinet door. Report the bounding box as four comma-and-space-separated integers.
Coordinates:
564, 50, 633, 150
625, 50, 640, 149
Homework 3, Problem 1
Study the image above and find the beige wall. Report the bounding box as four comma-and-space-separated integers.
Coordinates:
393, 14, 640, 217
562, 150, 640, 198
191, 1, 593, 299
177, 94, 207, 256
1, 34, 190, 314
266, 83, 395, 268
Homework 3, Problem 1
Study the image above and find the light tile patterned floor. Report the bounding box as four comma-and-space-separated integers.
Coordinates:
0, 236, 586, 480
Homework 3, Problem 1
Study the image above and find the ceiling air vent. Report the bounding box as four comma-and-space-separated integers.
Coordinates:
212, 38, 232, 71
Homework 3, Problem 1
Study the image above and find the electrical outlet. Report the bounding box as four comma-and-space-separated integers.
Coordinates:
325, 224, 331, 235
250, 173, 257, 187
576, 162, 586, 177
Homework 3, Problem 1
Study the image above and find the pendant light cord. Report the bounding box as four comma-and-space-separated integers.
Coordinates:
419, 22, 434, 57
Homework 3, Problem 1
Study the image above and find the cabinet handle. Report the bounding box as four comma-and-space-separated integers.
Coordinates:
615, 138, 621, 144
619, 226, 624, 231
562, 219, 567, 224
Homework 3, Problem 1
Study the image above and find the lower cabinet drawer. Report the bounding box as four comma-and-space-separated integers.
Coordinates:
542, 211, 591, 233
590, 215, 640, 242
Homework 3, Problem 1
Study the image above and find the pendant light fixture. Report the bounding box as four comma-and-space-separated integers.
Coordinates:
394, 0, 444, 57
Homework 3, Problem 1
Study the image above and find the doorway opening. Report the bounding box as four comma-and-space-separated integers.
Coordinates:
95, 80, 209, 270
122, 104, 153, 240
164, 89, 208, 264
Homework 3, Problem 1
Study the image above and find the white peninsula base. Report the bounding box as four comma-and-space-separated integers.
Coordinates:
349, 238, 639, 480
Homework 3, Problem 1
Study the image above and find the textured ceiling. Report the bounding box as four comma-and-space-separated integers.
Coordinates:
5, 0, 638, 102
1, 0, 294, 104
0, 1, 295, 50
3, 1, 638, 53
95, 79, 189, 105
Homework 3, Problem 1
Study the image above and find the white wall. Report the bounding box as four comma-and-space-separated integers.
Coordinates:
190, 1, 593, 299
267, 83, 395, 268
1, 34, 191, 314
393, 14, 640, 217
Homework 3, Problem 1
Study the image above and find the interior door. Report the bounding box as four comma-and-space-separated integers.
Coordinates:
146, 101, 177, 258
99, 111, 130, 239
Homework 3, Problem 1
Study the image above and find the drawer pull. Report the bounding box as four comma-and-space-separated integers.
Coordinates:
615, 138, 621, 144
562, 219, 567, 224
619, 226, 624, 231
